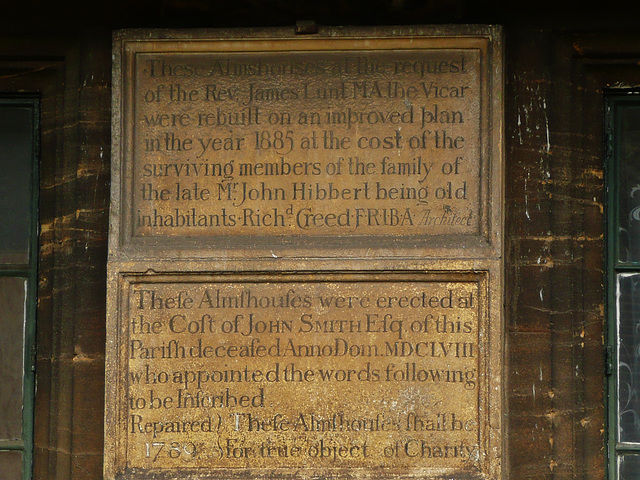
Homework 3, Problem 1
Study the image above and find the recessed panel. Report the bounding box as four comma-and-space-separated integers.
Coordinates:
130, 48, 481, 238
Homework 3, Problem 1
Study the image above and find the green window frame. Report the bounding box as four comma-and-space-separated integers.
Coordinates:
606, 91, 640, 480
0, 97, 39, 480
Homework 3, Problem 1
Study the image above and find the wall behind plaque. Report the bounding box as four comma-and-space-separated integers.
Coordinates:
0, 1, 634, 479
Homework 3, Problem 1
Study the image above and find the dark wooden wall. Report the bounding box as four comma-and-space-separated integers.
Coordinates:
1, 2, 639, 478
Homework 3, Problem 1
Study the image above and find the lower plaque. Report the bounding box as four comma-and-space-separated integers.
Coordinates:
109, 272, 491, 478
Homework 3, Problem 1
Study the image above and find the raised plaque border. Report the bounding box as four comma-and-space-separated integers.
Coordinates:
109, 25, 503, 261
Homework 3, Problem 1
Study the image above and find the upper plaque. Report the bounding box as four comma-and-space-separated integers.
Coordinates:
111, 27, 502, 255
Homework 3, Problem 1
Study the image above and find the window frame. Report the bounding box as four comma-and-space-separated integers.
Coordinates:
0, 96, 40, 480
605, 90, 640, 480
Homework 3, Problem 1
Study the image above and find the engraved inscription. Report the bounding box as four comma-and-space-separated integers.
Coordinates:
130, 49, 482, 237
123, 278, 483, 471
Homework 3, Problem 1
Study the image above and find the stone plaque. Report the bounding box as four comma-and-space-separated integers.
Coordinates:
106, 26, 503, 480
107, 272, 494, 478
110, 26, 502, 255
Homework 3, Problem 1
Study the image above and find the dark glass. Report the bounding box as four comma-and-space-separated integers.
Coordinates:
618, 105, 640, 264
618, 273, 640, 443
0, 106, 33, 264
619, 454, 640, 480
0, 277, 26, 441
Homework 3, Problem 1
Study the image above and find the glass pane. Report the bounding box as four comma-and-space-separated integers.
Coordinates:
619, 454, 640, 480
618, 273, 640, 442
0, 450, 23, 480
0, 277, 26, 441
0, 105, 33, 264
618, 104, 640, 264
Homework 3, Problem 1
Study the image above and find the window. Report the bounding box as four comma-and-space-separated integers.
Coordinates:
0, 98, 39, 479
606, 92, 640, 480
